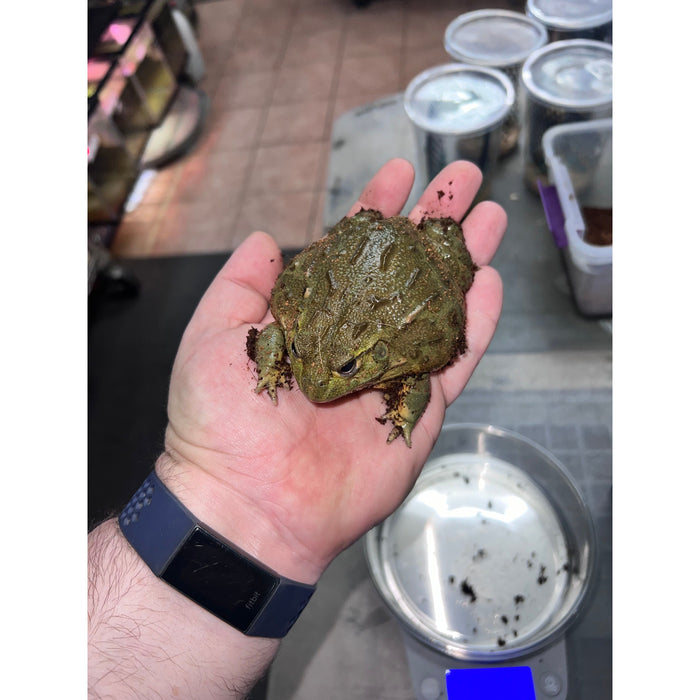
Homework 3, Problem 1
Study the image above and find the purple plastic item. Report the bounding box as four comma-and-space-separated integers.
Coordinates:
537, 181, 568, 248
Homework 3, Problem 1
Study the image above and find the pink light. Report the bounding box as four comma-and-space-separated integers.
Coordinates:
87, 59, 110, 82
106, 21, 133, 46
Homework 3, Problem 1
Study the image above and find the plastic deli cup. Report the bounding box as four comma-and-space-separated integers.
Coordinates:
526, 0, 612, 43
521, 39, 612, 191
404, 64, 515, 200
444, 10, 548, 156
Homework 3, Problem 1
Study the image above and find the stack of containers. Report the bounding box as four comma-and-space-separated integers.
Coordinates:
403, 64, 514, 201
403, 7, 613, 207
443, 9, 548, 156
526, 0, 612, 43
401, 6, 613, 318
521, 39, 612, 191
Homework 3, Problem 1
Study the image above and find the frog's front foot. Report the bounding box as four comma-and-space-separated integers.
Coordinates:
376, 375, 431, 448
246, 324, 292, 405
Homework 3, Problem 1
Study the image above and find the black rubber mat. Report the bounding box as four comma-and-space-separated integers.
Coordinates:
88, 252, 230, 528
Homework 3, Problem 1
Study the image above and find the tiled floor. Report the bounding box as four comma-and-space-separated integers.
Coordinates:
112, 0, 519, 257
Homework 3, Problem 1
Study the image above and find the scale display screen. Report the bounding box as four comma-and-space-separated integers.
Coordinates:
445, 667, 536, 699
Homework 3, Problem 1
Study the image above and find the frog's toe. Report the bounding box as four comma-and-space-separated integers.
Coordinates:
255, 376, 279, 405
385, 422, 413, 448
254, 369, 292, 405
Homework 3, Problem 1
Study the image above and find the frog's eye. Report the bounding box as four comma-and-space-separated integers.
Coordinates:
290, 340, 300, 359
337, 358, 359, 377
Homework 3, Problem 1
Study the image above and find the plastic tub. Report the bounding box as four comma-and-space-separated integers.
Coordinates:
404, 63, 514, 200
526, 0, 612, 43
444, 10, 548, 156
542, 118, 612, 316
521, 39, 612, 190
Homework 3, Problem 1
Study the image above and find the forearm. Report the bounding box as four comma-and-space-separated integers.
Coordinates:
88, 518, 279, 699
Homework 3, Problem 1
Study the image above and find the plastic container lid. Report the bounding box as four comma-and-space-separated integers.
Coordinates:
527, 0, 612, 31
444, 10, 548, 68
522, 39, 612, 109
404, 64, 515, 136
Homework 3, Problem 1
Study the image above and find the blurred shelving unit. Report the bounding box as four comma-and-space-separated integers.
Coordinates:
88, 0, 207, 294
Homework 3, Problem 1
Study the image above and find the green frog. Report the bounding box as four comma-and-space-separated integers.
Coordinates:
247, 208, 476, 447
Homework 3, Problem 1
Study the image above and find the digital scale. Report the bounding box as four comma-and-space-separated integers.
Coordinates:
402, 628, 567, 699
365, 424, 596, 700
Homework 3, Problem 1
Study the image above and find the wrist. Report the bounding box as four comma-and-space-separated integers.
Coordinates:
89, 519, 281, 697
154, 451, 326, 586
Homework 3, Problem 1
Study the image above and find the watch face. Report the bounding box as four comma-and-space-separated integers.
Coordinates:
162, 527, 278, 631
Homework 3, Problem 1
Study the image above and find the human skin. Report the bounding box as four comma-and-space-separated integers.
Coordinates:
88, 158, 506, 699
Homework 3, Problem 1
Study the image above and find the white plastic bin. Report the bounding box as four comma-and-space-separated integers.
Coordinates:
542, 118, 612, 316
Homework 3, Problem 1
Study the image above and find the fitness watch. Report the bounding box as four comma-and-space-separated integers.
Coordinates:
118, 470, 316, 637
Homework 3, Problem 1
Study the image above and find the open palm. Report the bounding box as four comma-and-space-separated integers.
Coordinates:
159, 158, 506, 583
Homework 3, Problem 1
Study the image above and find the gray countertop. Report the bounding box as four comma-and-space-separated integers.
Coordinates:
267, 94, 612, 700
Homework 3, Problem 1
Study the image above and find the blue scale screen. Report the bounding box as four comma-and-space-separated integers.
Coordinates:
445, 667, 536, 699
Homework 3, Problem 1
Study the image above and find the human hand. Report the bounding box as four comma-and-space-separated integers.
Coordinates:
159, 158, 506, 585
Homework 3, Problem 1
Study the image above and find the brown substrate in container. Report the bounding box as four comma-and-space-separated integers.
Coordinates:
582, 207, 612, 246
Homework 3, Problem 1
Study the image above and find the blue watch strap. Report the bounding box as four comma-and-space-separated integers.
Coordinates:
119, 471, 315, 637
119, 472, 193, 574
